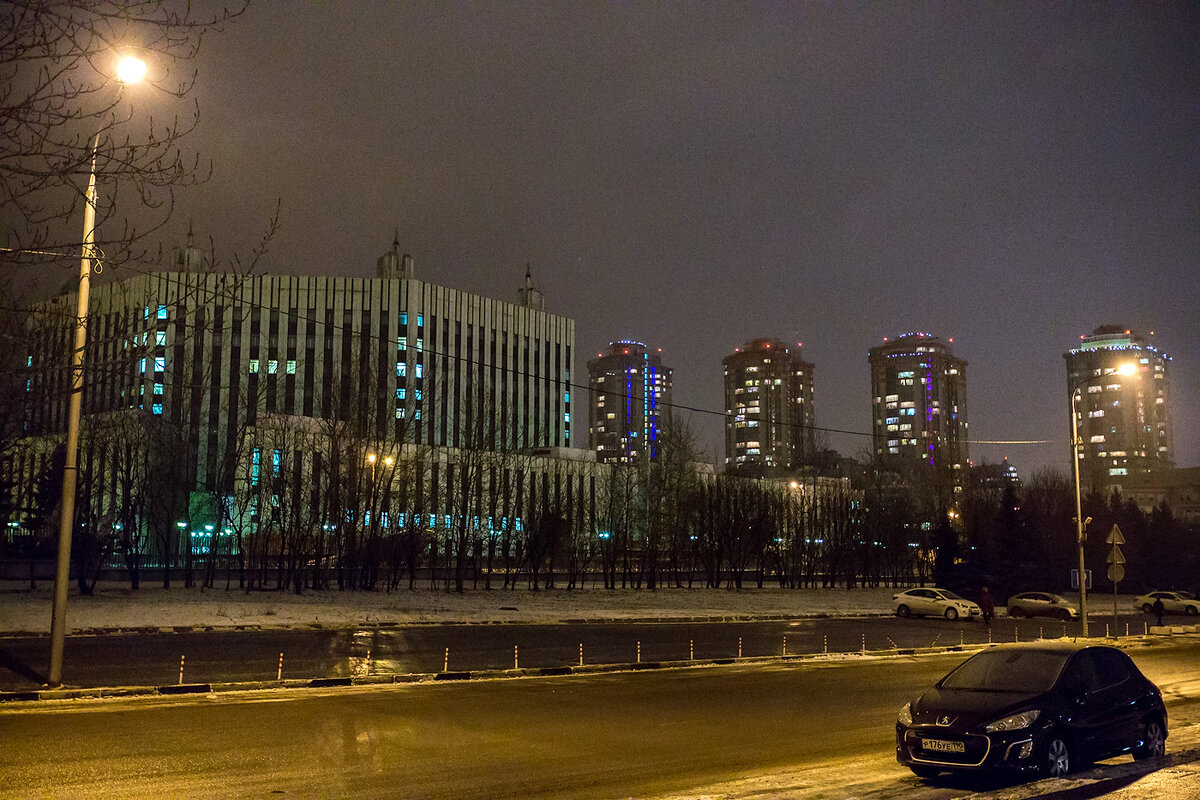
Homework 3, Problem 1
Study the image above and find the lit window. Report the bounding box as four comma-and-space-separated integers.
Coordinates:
397, 388, 406, 400
139, 358, 147, 373
1090, 435, 1106, 443
153, 357, 166, 372
396, 408, 405, 418
249, 359, 259, 373
415, 364, 423, 378
286, 360, 296, 374
153, 383, 163, 395
397, 362, 406, 377
156, 331, 167, 346
268, 360, 278, 374
398, 336, 407, 349
152, 403, 163, 415
157, 305, 168, 320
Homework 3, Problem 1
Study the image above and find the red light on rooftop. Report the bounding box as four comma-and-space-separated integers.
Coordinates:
948, 338, 954, 343
1125, 330, 1131, 334
883, 337, 889, 342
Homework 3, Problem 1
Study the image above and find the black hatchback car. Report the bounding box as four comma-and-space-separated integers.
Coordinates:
896, 642, 1167, 779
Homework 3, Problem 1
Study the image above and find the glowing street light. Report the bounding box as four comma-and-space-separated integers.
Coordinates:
1070, 361, 1137, 638
48, 55, 146, 687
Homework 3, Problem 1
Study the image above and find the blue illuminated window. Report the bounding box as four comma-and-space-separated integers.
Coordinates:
397, 388, 406, 399
415, 364, 423, 378
157, 305, 168, 319
153, 357, 165, 372
156, 331, 167, 346
152, 403, 163, 415
397, 362, 406, 377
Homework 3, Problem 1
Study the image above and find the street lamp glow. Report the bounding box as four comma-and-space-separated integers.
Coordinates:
115, 55, 147, 84
1114, 363, 1137, 377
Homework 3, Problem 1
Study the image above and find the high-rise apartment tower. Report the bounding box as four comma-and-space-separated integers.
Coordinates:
722, 338, 815, 474
1064, 325, 1173, 492
868, 332, 968, 483
587, 340, 672, 464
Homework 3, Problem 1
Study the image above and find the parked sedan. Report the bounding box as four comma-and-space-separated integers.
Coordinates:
892, 588, 982, 621
1006, 592, 1079, 620
1135, 591, 1199, 616
896, 642, 1167, 779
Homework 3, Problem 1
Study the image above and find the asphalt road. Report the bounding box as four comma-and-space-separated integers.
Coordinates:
0, 613, 1164, 689
2, 639, 1198, 799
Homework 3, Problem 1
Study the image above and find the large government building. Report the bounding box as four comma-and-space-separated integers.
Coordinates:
7, 234, 584, 563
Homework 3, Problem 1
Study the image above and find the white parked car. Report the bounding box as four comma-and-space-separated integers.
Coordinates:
1135, 591, 1199, 616
1005, 591, 1080, 620
892, 588, 982, 621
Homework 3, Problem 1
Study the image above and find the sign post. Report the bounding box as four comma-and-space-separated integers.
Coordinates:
1106, 525, 1126, 637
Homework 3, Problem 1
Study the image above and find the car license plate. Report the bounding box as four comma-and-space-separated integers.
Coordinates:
923, 738, 965, 753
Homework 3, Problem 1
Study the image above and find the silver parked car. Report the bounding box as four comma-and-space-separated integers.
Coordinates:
1005, 592, 1079, 620
893, 588, 982, 621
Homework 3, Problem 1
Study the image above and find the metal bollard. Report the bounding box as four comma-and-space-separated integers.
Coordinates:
823, 634, 828, 653
738, 637, 743, 658
179, 654, 185, 685
637, 641, 641, 663
782, 634, 787, 657
514, 645, 519, 670
1126, 622, 1130, 637
689, 639, 694, 660
1014, 626, 1019, 642
1039, 627, 1043, 641
366, 649, 371, 675
960, 630, 964, 646
579, 643, 584, 667
277, 652, 284, 681
988, 627, 992, 645
443, 647, 449, 672
861, 633, 866, 654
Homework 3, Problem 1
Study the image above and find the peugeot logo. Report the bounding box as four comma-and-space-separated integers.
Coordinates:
937, 715, 953, 726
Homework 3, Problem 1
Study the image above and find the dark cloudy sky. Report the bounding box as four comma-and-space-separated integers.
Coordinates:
157, 3, 1197, 476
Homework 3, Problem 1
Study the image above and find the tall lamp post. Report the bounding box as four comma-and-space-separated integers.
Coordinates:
1069, 362, 1136, 639
48, 55, 146, 687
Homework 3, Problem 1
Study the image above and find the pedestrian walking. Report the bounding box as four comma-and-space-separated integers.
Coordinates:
1153, 597, 1165, 628
980, 586, 995, 626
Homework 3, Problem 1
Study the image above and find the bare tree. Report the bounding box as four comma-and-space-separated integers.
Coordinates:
1, 1, 245, 282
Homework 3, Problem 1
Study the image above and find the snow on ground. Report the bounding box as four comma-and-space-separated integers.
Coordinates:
0, 580, 1149, 635
0, 581, 905, 633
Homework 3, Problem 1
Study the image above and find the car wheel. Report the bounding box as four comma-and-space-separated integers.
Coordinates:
1142, 603, 1154, 614
896, 604, 911, 618
1058, 609, 1071, 621
944, 607, 959, 621
1133, 719, 1167, 760
1186, 605, 1198, 616
909, 765, 941, 779
1042, 734, 1071, 777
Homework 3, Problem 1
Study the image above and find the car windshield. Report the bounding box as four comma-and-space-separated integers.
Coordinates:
939, 649, 1070, 692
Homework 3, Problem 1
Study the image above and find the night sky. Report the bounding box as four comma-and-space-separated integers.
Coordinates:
135, 4, 1198, 476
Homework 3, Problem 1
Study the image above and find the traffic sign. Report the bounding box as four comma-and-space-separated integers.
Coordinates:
1071, 569, 1093, 590
1108, 564, 1125, 583
1106, 544, 1126, 565
1106, 524, 1125, 545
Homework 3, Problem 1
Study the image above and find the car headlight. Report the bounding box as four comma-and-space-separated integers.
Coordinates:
898, 702, 913, 726
985, 709, 1041, 732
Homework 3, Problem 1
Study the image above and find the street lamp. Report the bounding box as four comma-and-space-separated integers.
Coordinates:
1070, 361, 1137, 638
48, 55, 146, 688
